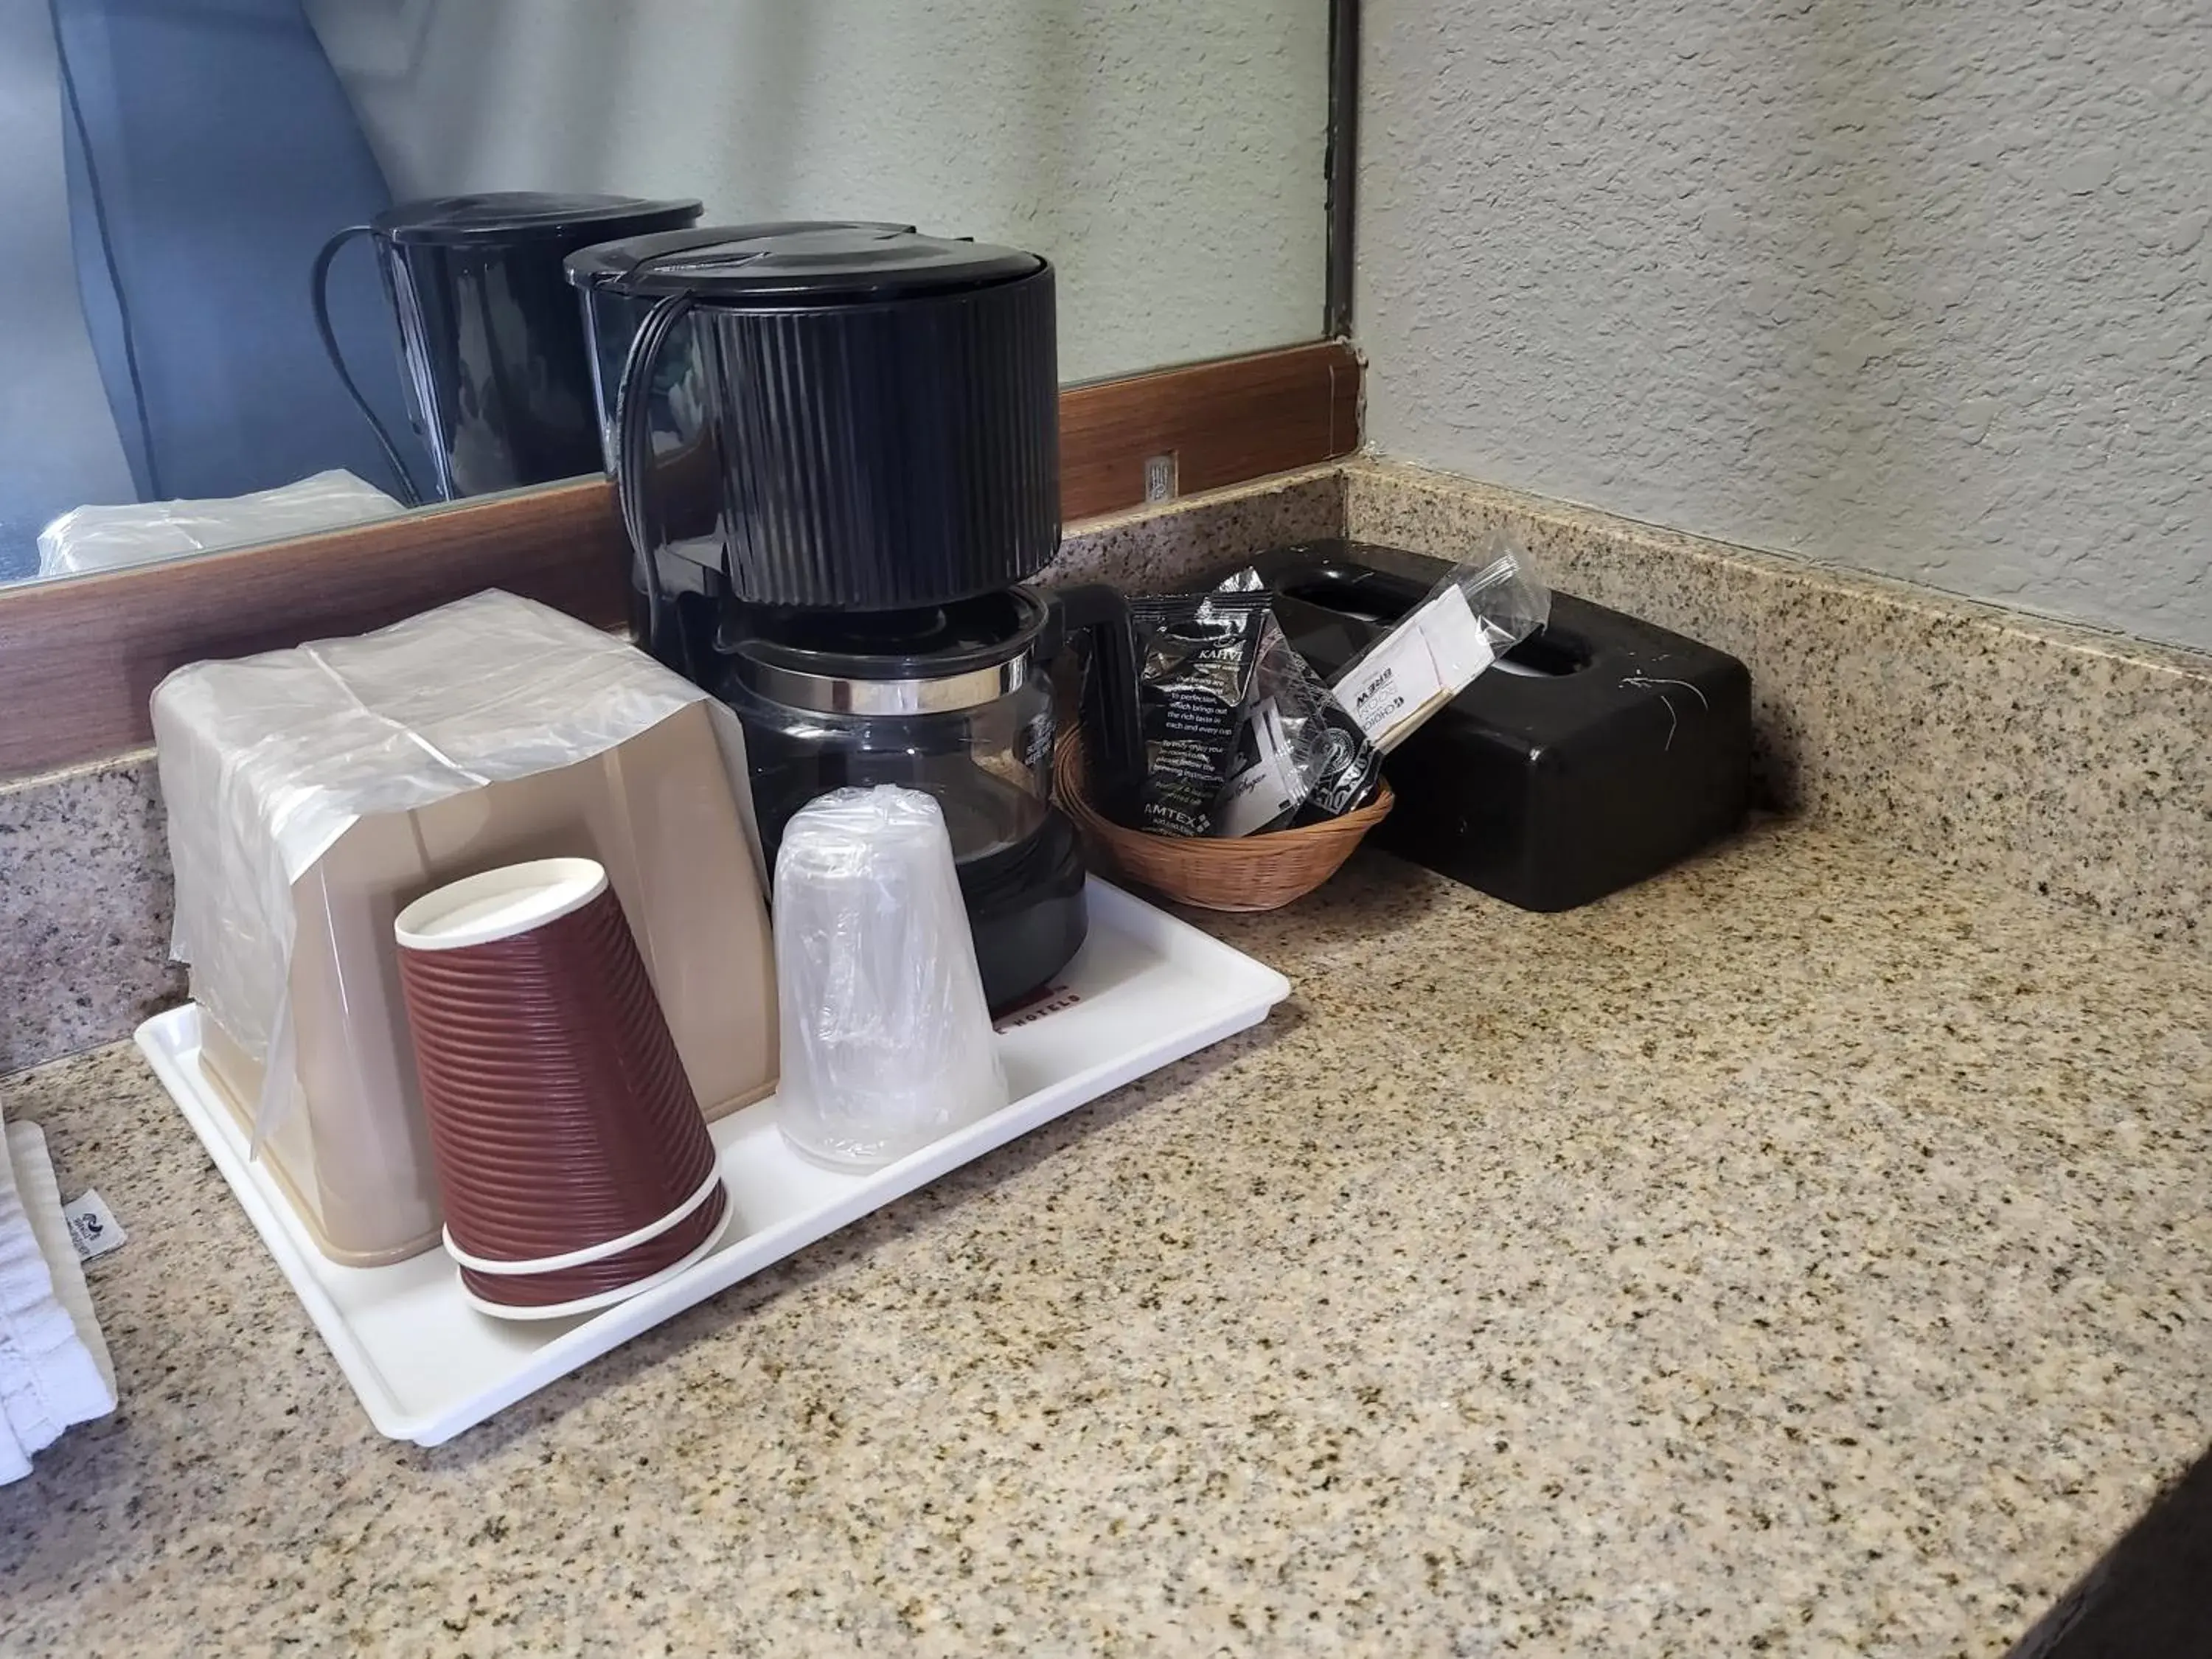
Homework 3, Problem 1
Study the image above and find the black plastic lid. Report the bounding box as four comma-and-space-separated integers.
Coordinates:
566, 220, 914, 290
575, 223, 1043, 303
373, 192, 702, 248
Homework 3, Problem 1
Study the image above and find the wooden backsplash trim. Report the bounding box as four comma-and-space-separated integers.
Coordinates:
1059, 340, 1360, 517
0, 341, 1360, 779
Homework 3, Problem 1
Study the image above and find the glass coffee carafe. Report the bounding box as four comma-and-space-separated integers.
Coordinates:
717, 584, 1140, 1009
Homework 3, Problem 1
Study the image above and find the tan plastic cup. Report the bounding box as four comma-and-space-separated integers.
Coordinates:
394, 858, 730, 1318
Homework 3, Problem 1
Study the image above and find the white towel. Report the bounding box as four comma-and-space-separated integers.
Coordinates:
0, 1104, 117, 1483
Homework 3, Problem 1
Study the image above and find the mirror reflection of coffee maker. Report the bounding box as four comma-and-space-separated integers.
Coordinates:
568, 223, 1141, 1009
313, 192, 701, 505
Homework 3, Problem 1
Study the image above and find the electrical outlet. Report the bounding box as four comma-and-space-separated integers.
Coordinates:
1143, 453, 1178, 504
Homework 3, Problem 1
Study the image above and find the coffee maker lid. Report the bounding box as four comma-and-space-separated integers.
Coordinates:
565, 220, 915, 289
570, 223, 1044, 302
372, 192, 702, 248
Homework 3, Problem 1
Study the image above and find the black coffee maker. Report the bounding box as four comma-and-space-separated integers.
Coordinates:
314, 192, 701, 504
568, 223, 1140, 1009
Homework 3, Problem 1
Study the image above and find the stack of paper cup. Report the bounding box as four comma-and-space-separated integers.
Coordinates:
393, 858, 731, 1319
773, 787, 1009, 1169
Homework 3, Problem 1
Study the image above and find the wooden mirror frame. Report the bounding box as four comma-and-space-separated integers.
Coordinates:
0, 342, 1359, 779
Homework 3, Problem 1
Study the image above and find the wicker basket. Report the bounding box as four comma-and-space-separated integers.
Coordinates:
1054, 734, 1393, 912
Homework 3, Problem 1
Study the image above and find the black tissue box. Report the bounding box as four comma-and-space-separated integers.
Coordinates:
1212, 540, 1751, 911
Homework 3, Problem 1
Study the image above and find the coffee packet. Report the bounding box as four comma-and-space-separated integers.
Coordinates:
1127, 591, 1271, 838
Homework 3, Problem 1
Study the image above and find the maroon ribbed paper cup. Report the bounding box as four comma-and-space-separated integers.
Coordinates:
393, 858, 730, 1320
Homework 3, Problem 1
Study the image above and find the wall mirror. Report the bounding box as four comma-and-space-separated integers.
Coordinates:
2, 0, 1338, 591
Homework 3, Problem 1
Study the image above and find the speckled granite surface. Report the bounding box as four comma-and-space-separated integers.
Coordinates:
1045, 463, 1340, 592
0, 470, 1340, 1078
1345, 458, 2212, 950
0, 755, 184, 1076
4, 823, 2207, 1655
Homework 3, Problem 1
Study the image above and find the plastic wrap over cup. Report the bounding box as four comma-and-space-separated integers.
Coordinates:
150, 588, 776, 1267
773, 787, 1009, 1169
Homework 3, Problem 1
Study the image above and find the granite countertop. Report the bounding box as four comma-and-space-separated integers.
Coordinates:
2, 819, 2208, 1656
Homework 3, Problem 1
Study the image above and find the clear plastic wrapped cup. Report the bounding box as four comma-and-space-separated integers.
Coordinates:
772, 787, 1010, 1169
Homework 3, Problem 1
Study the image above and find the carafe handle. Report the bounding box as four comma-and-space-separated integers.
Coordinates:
1042, 583, 1142, 825
310, 225, 423, 507
611, 293, 701, 677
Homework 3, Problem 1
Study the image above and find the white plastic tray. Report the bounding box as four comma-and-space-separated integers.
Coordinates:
136, 880, 1290, 1445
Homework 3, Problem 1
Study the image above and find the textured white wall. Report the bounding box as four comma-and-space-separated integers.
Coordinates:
1360, 0, 2212, 650
307, 0, 1329, 386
